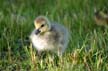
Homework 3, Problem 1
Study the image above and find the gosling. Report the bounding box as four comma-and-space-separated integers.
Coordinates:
30, 16, 69, 56
94, 9, 108, 26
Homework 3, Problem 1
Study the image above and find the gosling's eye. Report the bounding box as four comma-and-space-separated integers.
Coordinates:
41, 24, 44, 27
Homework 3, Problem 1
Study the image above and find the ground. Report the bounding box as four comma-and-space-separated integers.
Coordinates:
0, 0, 108, 71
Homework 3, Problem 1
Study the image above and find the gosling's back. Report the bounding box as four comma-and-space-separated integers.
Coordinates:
50, 22, 69, 48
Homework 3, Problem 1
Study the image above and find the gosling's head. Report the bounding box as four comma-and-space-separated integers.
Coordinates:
34, 16, 51, 35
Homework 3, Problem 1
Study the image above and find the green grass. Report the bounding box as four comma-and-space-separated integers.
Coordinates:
0, 0, 108, 71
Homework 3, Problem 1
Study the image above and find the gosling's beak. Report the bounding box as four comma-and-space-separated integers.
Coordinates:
35, 29, 40, 35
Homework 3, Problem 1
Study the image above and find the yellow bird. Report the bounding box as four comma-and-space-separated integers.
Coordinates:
94, 9, 108, 26
30, 16, 70, 56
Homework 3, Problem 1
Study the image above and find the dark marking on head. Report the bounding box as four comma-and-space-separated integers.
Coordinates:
36, 17, 46, 23
41, 24, 45, 28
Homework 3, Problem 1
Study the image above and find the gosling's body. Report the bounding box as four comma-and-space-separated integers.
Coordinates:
30, 16, 69, 56
30, 23, 68, 51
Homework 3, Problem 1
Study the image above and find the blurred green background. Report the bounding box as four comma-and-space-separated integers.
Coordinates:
0, 0, 108, 71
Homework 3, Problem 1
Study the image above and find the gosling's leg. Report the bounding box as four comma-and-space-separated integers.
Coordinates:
37, 51, 42, 57
57, 47, 63, 57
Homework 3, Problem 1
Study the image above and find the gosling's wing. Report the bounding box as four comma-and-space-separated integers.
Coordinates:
51, 22, 68, 35
51, 22, 69, 46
